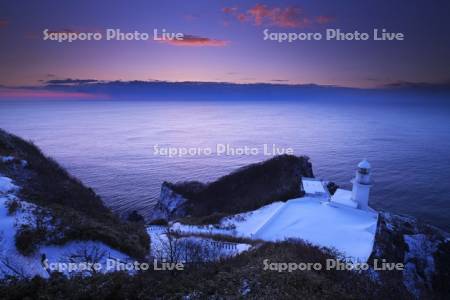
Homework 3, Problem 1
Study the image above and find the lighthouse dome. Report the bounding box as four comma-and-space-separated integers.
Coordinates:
358, 159, 371, 170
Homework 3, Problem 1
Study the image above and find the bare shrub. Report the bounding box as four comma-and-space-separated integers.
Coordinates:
61, 244, 107, 276
5, 199, 21, 216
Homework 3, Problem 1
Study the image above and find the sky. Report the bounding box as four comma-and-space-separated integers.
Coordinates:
0, 0, 449, 89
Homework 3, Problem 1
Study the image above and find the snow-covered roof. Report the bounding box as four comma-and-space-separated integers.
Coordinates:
331, 188, 358, 209
224, 197, 378, 262
358, 159, 371, 169
302, 178, 328, 196
171, 195, 379, 262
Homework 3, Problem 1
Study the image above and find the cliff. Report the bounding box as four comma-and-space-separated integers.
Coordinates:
150, 154, 449, 298
149, 181, 189, 222
150, 154, 313, 222
0, 129, 149, 259
370, 212, 449, 298
2, 127, 448, 298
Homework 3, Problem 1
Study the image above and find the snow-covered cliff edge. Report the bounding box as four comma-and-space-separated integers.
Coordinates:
0, 129, 149, 263
149, 154, 313, 222
149, 156, 449, 298
149, 181, 188, 222
371, 212, 449, 298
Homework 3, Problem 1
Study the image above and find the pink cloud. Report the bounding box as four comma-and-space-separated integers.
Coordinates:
248, 4, 273, 25
223, 7, 249, 23
268, 6, 310, 27
184, 14, 198, 22
316, 15, 335, 25
0, 19, 8, 29
237, 13, 247, 22
0, 88, 104, 100
248, 4, 310, 27
223, 4, 334, 28
160, 35, 229, 47
222, 7, 238, 14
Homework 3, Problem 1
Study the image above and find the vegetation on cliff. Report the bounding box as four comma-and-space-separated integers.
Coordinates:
163, 154, 313, 222
0, 240, 409, 299
0, 129, 149, 258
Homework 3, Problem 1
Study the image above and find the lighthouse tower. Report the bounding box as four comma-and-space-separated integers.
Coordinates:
351, 159, 372, 210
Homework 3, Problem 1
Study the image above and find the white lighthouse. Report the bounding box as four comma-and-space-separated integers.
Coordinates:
351, 159, 372, 210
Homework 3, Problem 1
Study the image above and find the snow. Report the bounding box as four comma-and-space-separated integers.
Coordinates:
40, 241, 131, 274
222, 201, 285, 237
162, 188, 187, 213
1, 156, 27, 167
0, 174, 131, 278
147, 226, 251, 261
171, 222, 232, 236
240, 279, 251, 296
1, 153, 380, 275
168, 195, 378, 262
331, 188, 358, 208
1, 156, 15, 163
358, 159, 371, 169
0, 176, 18, 194
150, 184, 188, 221
302, 178, 328, 196
403, 234, 438, 297
251, 198, 378, 262
170, 196, 378, 262
196, 196, 376, 262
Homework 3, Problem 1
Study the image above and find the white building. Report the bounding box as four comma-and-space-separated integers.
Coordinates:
301, 177, 329, 198
172, 159, 379, 263
331, 159, 373, 211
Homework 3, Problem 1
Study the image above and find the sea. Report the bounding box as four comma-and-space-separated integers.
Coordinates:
1, 97, 449, 230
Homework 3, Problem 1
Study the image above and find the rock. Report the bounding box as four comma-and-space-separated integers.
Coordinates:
127, 210, 145, 223
370, 212, 449, 298
149, 155, 313, 221
149, 182, 189, 222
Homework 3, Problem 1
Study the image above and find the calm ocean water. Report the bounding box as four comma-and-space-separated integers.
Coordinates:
1, 99, 449, 230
